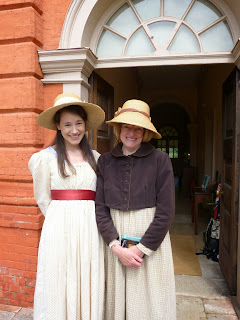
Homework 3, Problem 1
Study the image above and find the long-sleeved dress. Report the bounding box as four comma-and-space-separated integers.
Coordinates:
28, 146, 104, 320
96, 142, 176, 320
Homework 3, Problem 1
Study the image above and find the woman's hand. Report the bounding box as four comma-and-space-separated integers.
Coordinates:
111, 244, 143, 268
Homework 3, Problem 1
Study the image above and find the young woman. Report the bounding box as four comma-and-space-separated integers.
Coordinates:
95, 99, 176, 320
28, 93, 105, 320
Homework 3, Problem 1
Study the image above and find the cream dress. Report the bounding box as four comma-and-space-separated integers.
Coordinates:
105, 207, 176, 320
28, 147, 105, 320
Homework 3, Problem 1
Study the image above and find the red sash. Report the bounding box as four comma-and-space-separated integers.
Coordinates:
51, 190, 95, 200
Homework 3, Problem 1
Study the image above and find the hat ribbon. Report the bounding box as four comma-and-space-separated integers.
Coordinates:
115, 108, 150, 119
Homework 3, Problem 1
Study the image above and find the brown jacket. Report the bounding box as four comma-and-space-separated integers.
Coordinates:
95, 142, 175, 251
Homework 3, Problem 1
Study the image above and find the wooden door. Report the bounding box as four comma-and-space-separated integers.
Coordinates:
220, 67, 240, 295
89, 72, 114, 154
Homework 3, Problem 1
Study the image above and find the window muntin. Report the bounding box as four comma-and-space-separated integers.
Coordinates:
168, 25, 200, 53
126, 28, 155, 55
132, 0, 160, 21
185, 0, 223, 32
164, 0, 192, 19
157, 126, 179, 159
96, 0, 234, 58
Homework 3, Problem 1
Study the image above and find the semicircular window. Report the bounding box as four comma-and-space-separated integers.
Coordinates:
96, 0, 234, 57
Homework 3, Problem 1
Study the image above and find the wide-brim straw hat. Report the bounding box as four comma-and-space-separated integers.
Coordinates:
37, 93, 105, 131
106, 99, 161, 139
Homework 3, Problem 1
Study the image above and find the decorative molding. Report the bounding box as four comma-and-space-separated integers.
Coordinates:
232, 38, 240, 70
38, 47, 97, 84
94, 52, 234, 69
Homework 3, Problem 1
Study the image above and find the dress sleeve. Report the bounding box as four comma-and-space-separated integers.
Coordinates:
140, 152, 175, 252
28, 151, 52, 216
92, 150, 101, 162
95, 155, 119, 245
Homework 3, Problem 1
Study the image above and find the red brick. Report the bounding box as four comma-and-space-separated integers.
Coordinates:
0, 112, 44, 146
26, 294, 34, 302
15, 293, 26, 301
18, 270, 36, 280
2, 291, 15, 299
0, 78, 43, 111
0, 234, 40, 248
0, 226, 41, 238
8, 299, 20, 306
0, 7, 43, 45
26, 278, 36, 287
2, 244, 38, 256
0, 1, 43, 13
0, 283, 9, 290
9, 284, 20, 292
0, 298, 9, 305
19, 300, 33, 308
0, 42, 42, 77
0, 267, 9, 275
20, 286, 35, 295
8, 269, 20, 277
0, 261, 37, 272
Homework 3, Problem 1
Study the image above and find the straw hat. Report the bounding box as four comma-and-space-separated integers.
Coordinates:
37, 93, 105, 131
106, 99, 161, 139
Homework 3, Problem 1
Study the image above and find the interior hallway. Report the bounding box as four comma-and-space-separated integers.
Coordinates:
172, 191, 238, 319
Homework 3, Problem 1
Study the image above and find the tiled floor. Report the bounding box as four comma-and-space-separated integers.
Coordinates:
0, 191, 238, 319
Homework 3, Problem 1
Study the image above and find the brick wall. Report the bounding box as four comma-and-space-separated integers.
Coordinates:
0, 0, 69, 307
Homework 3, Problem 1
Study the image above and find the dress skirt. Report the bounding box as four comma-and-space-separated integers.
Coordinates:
105, 207, 176, 320
34, 199, 105, 320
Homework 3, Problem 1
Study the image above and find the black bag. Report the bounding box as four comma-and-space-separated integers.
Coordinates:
197, 218, 220, 262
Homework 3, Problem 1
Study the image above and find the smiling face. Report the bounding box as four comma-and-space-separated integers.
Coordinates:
56, 110, 86, 148
120, 124, 144, 155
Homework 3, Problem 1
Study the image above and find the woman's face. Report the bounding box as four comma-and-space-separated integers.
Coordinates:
120, 124, 144, 152
57, 110, 86, 148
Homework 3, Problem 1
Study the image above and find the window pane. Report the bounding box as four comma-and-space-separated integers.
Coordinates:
169, 148, 173, 158
169, 25, 200, 53
97, 30, 125, 57
158, 139, 166, 147
125, 28, 155, 55
132, 0, 160, 21
174, 148, 178, 158
107, 3, 139, 37
200, 21, 234, 52
149, 21, 176, 47
185, 0, 222, 32
164, 0, 192, 19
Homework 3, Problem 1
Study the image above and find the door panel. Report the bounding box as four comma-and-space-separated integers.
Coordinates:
89, 72, 114, 154
220, 67, 240, 295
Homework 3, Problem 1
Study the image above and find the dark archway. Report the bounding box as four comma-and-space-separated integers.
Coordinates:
151, 103, 191, 192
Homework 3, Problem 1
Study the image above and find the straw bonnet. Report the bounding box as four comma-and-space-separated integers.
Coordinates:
106, 99, 161, 139
37, 93, 105, 131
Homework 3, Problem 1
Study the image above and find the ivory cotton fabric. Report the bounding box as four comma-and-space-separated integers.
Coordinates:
105, 207, 176, 320
28, 147, 105, 320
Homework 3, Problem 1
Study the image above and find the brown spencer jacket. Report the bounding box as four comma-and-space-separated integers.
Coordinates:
95, 142, 175, 251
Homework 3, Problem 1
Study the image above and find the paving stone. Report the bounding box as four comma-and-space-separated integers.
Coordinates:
177, 295, 207, 320
203, 298, 237, 315
176, 275, 230, 298
13, 308, 33, 320
207, 314, 239, 320
0, 311, 15, 320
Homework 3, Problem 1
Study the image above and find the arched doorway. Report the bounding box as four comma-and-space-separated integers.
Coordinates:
151, 103, 191, 192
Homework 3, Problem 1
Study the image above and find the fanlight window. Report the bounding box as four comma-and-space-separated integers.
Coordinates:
96, 0, 234, 57
157, 126, 178, 159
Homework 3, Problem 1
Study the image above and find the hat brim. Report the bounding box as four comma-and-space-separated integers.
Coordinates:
106, 112, 162, 139
37, 101, 105, 131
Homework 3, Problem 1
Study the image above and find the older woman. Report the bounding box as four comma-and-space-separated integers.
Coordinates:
95, 99, 176, 320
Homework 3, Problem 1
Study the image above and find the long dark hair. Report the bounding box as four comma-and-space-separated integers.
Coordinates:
52, 105, 97, 178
